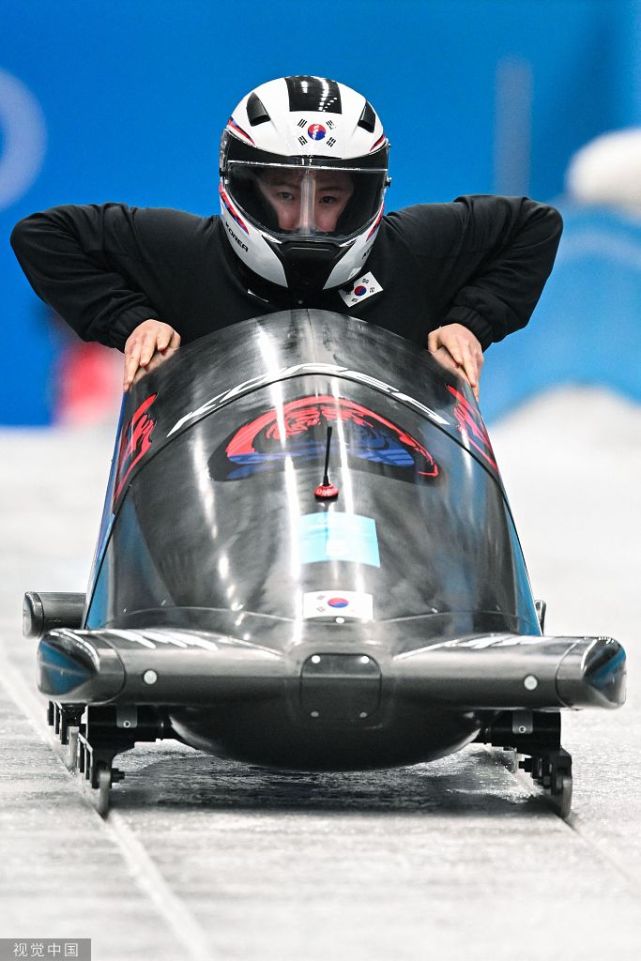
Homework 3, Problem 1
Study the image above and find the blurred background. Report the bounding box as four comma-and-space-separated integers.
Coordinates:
2, 0, 641, 425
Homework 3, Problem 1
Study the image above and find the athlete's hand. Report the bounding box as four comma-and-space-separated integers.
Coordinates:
123, 319, 181, 391
427, 323, 483, 402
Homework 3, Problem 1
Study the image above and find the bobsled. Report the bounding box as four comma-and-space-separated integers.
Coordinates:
24, 310, 626, 816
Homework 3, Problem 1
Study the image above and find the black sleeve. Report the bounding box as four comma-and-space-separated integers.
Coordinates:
397, 195, 563, 349
10, 203, 162, 350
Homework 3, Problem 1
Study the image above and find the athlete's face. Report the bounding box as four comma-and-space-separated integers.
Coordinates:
256, 168, 354, 233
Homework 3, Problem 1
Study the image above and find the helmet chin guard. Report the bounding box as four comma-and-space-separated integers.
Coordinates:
265, 237, 354, 294
219, 76, 390, 295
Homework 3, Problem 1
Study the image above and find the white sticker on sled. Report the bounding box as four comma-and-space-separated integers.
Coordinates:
303, 590, 373, 620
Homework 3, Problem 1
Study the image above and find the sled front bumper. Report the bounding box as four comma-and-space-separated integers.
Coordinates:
37, 628, 626, 712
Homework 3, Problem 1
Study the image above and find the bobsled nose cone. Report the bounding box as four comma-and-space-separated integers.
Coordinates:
39, 637, 94, 695
38, 630, 125, 702
557, 636, 626, 708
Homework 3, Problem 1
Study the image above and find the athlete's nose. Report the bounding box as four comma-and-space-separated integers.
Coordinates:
278, 208, 301, 231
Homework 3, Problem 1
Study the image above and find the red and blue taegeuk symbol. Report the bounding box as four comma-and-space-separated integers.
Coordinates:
354, 285, 368, 297
328, 597, 349, 608
308, 123, 327, 140
213, 395, 439, 481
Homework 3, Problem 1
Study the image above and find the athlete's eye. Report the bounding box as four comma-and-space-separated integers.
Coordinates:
319, 195, 338, 205
276, 191, 296, 202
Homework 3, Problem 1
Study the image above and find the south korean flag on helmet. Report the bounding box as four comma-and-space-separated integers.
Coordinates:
219, 76, 390, 295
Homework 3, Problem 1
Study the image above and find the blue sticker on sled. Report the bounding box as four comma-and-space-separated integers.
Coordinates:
300, 513, 380, 567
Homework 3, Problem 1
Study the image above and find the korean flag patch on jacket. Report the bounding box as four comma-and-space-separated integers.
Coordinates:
339, 272, 383, 307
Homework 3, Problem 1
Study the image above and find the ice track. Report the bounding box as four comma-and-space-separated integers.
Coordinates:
1, 386, 640, 961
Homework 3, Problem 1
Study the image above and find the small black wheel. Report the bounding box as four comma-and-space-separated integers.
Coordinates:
95, 765, 112, 818
551, 774, 573, 820
532, 756, 544, 782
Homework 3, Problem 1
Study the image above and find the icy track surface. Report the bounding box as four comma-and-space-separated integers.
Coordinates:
0, 385, 639, 961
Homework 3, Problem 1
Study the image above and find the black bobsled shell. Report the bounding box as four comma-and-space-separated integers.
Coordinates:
47, 310, 624, 779
85, 311, 527, 635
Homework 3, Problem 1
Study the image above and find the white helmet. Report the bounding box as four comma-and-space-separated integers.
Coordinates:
219, 76, 390, 294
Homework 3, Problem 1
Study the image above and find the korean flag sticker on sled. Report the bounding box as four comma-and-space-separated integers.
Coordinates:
339, 272, 383, 307
303, 590, 374, 620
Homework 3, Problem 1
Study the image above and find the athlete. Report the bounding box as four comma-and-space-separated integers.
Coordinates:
11, 75, 563, 401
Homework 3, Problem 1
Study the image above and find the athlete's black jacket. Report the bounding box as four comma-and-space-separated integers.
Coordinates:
10, 197, 562, 351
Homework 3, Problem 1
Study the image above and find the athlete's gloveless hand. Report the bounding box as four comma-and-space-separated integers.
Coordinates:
123, 319, 181, 391
427, 323, 483, 402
